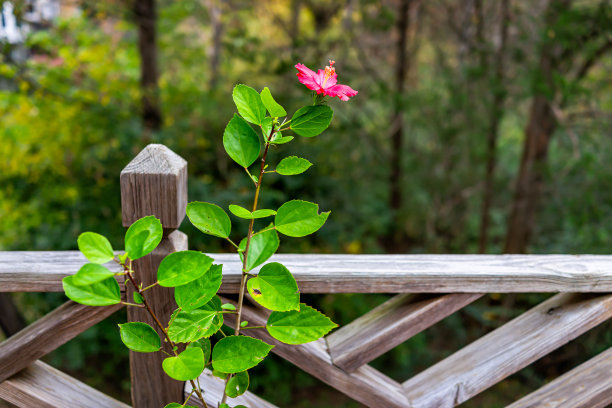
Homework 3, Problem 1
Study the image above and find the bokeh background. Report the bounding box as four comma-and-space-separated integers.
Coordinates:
2, 0, 612, 406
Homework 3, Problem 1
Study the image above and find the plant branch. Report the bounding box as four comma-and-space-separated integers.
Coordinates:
124, 261, 208, 408
221, 124, 275, 404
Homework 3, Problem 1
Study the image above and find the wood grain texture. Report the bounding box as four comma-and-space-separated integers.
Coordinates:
0, 360, 130, 408
402, 293, 612, 408
120, 144, 187, 229
127, 230, 187, 408
507, 346, 612, 408
0, 300, 123, 383
5, 253, 612, 293
185, 369, 278, 408
0, 251, 122, 292
327, 293, 482, 372
222, 298, 409, 408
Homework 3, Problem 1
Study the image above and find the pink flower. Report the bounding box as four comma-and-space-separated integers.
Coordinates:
295, 60, 358, 101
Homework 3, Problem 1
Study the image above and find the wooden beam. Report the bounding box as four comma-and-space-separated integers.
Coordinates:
0, 300, 123, 383
121, 144, 188, 408
185, 370, 278, 408
327, 293, 482, 372
402, 293, 612, 408
0, 251, 122, 292
5, 253, 612, 293
223, 298, 409, 408
507, 346, 612, 408
120, 144, 187, 230
0, 360, 130, 408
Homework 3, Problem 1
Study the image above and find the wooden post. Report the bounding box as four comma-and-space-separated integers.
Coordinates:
120, 144, 188, 408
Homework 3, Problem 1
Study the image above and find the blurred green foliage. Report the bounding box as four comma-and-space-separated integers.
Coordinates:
3, 0, 612, 406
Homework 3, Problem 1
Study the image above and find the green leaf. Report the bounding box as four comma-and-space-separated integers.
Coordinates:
240, 320, 248, 327
125, 216, 163, 260
164, 404, 197, 408
266, 303, 338, 344
275, 200, 330, 237
78, 232, 114, 264
212, 336, 273, 373
238, 227, 279, 271
228, 204, 252, 218
73, 263, 115, 286
252, 209, 277, 218
276, 156, 313, 176
221, 303, 236, 311
168, 308, 218, 343
197, 296, 224, 337
290, 105, 333, 137
229, 204, 276, 220
213, 369, 228, 379
270, 136, 294, 145
186, 202, 231, 239
175, 264, 222, 311
158, 251, 213, 287
226, 371, 249, 398
62, 276, 121, 306
118, 253, 129, 264
133, 292, 144, 304
162, 347, 205, 381
223, 114, 261, 168
187, 338, 211, 366
118, 322, 160, 353
233, 84, 266, 125
260, 87, 287, 117
261, 116, 274, 140
247, 262, 299, 311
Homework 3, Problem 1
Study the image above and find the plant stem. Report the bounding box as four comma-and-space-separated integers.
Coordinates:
124, 262, 208, 408
141, 281, 159, 292
221, 125, 275, 404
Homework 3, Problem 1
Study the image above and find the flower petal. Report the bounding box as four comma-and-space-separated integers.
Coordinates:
323, 71, 337, 88
295, 63, 321, 91
324, 84, 358, 101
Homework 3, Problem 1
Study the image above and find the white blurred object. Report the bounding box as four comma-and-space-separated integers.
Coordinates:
0, 2, 23, 44
0, 0, 61, 45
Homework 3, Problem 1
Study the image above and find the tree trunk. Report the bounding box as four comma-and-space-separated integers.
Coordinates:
503, 0, 572, 253
133, 0, 162, 133
478, 0, 509, 253
205, 0, 224, 89
504, 96, 556, 253
385, 0, 419, 252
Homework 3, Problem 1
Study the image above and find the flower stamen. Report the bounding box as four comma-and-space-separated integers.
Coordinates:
322, 60, 336, 86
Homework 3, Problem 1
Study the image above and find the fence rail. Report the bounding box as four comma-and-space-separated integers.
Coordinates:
3, 251, 612, 293
2, 144, 611, 408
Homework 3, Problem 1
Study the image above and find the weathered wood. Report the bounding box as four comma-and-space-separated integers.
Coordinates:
122, 144, 188, 408
5, 253, 612, 293
0, 300, 123, 383
223, 298, 409, 408
402, 293, 612, 408
0, 293, 26, 336
0, 251, 122, 292
126, 231, 187, 408
507, 346, 612, 408
120, 144, 187, 230
327, 293, 482, 372
0, 360, 130, 408
185, 370, 278, 408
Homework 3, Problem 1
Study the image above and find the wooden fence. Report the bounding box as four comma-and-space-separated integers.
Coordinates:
1, 144, 612, 407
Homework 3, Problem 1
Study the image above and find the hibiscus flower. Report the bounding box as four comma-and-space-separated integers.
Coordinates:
295, 60, 358, 101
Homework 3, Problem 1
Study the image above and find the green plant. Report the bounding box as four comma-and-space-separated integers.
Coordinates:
62, 62, 356, 407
